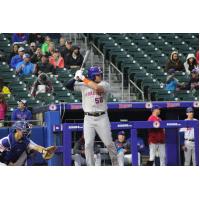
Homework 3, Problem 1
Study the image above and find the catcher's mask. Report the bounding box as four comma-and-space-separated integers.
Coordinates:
12, 121, 32, 137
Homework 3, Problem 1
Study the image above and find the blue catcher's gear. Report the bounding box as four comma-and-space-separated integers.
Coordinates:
87, 66, 103, 80
12, 121, 32, 136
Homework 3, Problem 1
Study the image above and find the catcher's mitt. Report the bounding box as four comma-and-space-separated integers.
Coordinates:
42, 146, 57, 160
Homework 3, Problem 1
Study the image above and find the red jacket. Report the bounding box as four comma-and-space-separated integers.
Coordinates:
148, 115, 165, 144
0, 103, 7, 120
49, 56, 64, 69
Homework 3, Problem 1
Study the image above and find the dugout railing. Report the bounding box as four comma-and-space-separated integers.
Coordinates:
51, 120, 199, 166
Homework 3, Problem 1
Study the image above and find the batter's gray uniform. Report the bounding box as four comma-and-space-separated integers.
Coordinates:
74, 81, 118, 166
179, 118, 197, 166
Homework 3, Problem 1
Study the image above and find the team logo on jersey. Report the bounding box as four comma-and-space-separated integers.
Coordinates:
153, 121, 160, 128
145, 102, 152, 109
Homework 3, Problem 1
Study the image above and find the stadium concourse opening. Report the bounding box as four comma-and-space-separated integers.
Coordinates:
0, 33, 199, 166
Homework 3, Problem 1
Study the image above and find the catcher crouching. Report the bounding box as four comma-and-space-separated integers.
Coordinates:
0, 121, 56, 166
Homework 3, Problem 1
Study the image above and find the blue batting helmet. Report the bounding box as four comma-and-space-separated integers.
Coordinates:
87, 66, 103, 80
12, 121, 32, 136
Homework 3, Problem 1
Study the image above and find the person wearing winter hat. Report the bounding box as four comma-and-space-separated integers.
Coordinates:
184, 53, 198, 75
165, 51, 185, 73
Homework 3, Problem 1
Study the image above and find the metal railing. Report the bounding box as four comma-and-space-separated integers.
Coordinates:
0, 120, 43, 128
128, 78, 144, 101
109, 62, 124, 100
89, 42, 105, 77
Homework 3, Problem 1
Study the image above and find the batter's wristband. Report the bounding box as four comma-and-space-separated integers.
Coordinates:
83, 78, 91, 85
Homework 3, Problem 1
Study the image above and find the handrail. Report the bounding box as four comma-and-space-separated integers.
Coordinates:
0, 119, 43, 127
128, 78, 144, 101
109, 62, 124, 100
89, 42, 105, 77
79, 33, 88, 50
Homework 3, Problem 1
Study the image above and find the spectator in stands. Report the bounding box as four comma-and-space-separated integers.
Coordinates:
29, 33, 44, 45
165, 51, 184, 72
8, 44, 19, 63
165, 69, 185, 92
15, 54, 36, 76
36, 54, 55, 75
49, 49, 64, 69
10, 47, 25, 69
184, 53, 198, 75
41, 35, 51, 54
73, 134, 101, 166
64, 45, 83, 69
11, 99, 32, 121
47, 42, 55, 56
186, 68, 199, 91
58, 37, 66, 53
31, 47, 43, 63
0, 94, 8, 127
115, 131, 131, 166
27, 42, 37, 57
0, 77, 11, 95
30, 73, 53, 97
12, 33, 29, 44
196, 50, 199, 64
62, 40, 72, 60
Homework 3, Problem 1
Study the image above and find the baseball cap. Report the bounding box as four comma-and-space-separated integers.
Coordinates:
118, 131, 125, 136
151, 105, 161, 112
17, 99, 27, 105
23, 53, 30, 59
18, 47, 25, 52
186, 107, 194, 113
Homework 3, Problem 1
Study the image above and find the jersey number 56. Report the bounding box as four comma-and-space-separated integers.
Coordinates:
95, 97, 103, 104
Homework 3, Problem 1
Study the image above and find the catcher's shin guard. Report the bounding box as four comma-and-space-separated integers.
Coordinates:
107, 142, 119, 166
146, 160, 154, 166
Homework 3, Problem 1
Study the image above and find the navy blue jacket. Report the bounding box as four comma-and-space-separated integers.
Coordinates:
11, 108, 32, 121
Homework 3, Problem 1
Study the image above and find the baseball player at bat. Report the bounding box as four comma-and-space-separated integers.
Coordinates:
0, 121, 56, 166
66, 66, 119, 166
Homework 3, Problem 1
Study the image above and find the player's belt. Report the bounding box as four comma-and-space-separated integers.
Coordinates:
84, 112, 105, 117
185, 139, 195, 142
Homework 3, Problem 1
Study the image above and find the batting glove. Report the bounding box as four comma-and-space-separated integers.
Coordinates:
74, 69, 85, 81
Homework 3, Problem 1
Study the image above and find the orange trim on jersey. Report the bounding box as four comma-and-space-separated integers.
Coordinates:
83, 78, 91, 85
